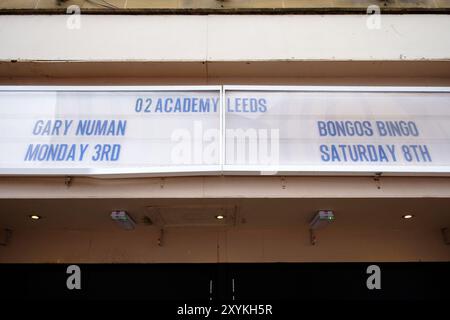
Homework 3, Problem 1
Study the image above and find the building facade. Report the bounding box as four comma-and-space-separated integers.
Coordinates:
0, 0, 449, 300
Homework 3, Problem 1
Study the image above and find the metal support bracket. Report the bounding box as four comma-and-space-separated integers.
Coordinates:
0, 228, 12, 246
64, 176, 73, 187
309, 229, 317, 246
442, 228, 450, 245
373, 172, 382, 190
158, 228, 165, 247
280, 177, 287, 190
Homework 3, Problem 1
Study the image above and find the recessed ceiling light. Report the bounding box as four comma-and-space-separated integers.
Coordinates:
215, 215, 225, 220
29, 214, 41, 220
402, 214, 414, 219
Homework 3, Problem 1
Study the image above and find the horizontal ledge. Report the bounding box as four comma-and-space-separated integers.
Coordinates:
1, 8, 450, 15
1, 61, 450, 79
1, 175, 450, 199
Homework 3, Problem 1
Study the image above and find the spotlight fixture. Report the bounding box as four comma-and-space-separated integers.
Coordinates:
215, 215, 225, 220
310, 210, 335, 230
111, 210, 135, 230
29, 214, 41, 220
309, 210, 335, 246
402, 214, 414, 219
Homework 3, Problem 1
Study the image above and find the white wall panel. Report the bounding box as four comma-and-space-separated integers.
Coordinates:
0, 15, 449, 62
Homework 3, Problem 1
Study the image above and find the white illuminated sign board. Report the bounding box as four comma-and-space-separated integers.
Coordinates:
224, 86, 450, 175
0, 86, 449, 176
0, 86, 222, 175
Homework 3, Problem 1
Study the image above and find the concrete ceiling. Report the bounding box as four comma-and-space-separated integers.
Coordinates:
0, 198, 449, 232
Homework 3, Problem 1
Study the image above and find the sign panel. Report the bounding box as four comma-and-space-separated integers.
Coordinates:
224, 87, 450, 174
0, 87, 221, 175
1, 86, 450, 176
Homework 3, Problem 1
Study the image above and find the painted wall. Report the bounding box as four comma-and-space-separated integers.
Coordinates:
1, 198, 449, 263
2, 226, 449, 263
1, 15, 450, 62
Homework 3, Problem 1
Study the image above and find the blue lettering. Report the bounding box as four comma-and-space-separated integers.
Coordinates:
320, 145, 330, 161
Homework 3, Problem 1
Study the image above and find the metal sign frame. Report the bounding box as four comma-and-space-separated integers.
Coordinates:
222, 85, 450, 176
0, 85, 223, 177
0, 85, 449, 177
